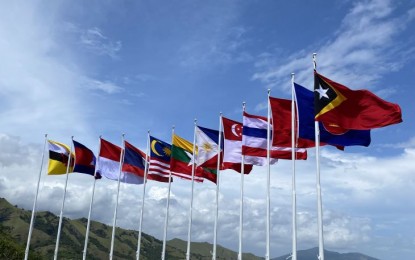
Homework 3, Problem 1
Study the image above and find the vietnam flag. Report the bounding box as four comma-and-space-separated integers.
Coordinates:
314, 71, 402, 130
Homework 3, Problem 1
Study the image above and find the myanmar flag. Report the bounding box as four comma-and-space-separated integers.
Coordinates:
170, 134, 217, 184
48, 140, 74, 175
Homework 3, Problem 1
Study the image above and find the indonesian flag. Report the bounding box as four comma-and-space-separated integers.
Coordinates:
97, 138, 143, 185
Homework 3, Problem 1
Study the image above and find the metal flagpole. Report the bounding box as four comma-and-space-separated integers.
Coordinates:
109, 134, 126, 260
82, 136, 102, 260
186, 119, 197, 260
136, 131, 151, 260
212, 113, 223, 260
24, 134, 48, 260
238, 102, 246, 260
291, 73, 298, 260
266, 90, 271, 260
54, 136, 74, 260
313, 53, 325, 260
161, 126, 175, 260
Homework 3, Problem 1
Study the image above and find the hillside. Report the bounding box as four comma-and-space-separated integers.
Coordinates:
272, 247, 379, 260
0, 197, 380, 260
0, 197, 261, 259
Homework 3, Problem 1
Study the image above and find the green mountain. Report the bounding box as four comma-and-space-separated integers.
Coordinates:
0, 197, 261, 259
0, 197, 380, 260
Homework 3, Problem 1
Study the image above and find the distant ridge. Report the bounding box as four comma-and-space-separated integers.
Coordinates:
272, 247, 379, 260
0, 197, 379, 260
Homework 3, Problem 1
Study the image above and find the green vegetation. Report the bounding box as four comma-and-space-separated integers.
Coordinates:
0, 198, 378, 260
0, 197, 261, 259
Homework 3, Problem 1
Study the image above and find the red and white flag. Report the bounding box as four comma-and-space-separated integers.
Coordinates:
222, 117, 253, 174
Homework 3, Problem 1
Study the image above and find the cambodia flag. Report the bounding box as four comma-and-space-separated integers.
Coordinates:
73, 140, 100, 179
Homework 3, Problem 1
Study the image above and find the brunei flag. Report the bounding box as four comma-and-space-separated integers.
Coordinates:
48, 140, 74, 175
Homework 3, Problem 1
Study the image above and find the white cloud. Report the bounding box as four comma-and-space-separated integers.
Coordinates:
252, 0, 415, 93
80, 27, 122, 58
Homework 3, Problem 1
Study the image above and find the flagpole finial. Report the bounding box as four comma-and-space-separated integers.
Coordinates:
219, 112, 222, 116
172, 125, 175, 130
44, 133, 48, 138
313, 53, 317, 70
242, 101, 246, 111
291, 72, 295, 77
147, 130, 150, 134
194, 118, 197, 124
268, 89, 271, 96
71, 136, 74, 140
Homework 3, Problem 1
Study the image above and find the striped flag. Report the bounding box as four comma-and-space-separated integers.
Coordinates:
242, 112, 307, 166
147, 136, 172, 182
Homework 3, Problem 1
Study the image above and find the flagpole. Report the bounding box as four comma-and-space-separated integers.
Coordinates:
291, 73, 298, 260
212, 113, 223, 260
238, 102, 246, 260
54, 136, 74, 260
313, 53, 325, 260
266, 90, 271, 260
136, 131, 151, 260
186, 119, 197, 260
82, 136, 102, 260
161, 126, 175, 260
109, 133, 125, 260
24, 134, 48, 260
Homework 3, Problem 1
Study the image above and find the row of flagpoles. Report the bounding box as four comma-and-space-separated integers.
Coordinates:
24, 54, 402, 260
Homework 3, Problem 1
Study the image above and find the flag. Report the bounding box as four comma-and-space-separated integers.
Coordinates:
170, 134, 217, 183
242, 112, 307, 166
48, 140, 73, 175
73, 140, 100, 179
196, 126, 221, 169
149, 136, 173, 183
222, 117, 253, 174
295, 83, 371, 147
269, 96, 315, 148
314, 71, 402, 130
122, 141, 146, 177
97, 138, 143, 185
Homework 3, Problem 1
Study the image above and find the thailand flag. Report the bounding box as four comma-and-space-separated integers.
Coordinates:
242, 112, 307, 166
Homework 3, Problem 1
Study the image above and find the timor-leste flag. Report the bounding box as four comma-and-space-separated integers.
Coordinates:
48, 140, 74, 175
314, 71, 402, 130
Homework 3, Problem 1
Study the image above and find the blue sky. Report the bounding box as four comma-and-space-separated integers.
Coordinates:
1, 0, 415, 259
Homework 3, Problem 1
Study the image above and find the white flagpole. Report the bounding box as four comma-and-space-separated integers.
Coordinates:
313, 53, 325, 260
109, 133, 126, 260
24, 134, 48, 260
136, 131, 151, 260
291, 73, 298, 260
212, 113, 223, 260
161, 126, 175, 260
54, 136, 74, 260
238, 102, 246, 260
82, 136, 102, 260
266, 90, 271, 260
186, 119, 197, 260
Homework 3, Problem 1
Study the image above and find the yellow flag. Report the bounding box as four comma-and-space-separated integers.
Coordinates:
47, 140, 74, 175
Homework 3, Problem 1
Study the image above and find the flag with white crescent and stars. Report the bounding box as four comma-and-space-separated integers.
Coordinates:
222, 116, 253, 174
148, 136, 173, 183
